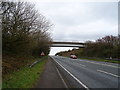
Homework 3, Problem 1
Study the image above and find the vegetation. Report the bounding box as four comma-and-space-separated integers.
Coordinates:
56, 35, 120, 63
2, 1, 52, 75
82, 35, 120, 58
3, 57, 48, 88
2, 2, 52, 56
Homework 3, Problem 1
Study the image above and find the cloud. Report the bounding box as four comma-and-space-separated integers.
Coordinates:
52, 19, 117, 41
33, 2, 118, 55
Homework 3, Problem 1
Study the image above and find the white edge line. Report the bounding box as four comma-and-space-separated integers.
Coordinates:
51, 56, 89, 90
97, 69, 120, 78
55, 66, 68, 88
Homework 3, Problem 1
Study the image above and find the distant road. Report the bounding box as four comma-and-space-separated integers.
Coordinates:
51, 56, 119, 89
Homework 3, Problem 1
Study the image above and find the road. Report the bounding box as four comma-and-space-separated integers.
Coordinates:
51, 56, 119, 89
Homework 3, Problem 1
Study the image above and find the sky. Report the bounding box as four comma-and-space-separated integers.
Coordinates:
12, 0, 119, 55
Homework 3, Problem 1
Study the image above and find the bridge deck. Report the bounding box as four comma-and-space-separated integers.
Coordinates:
50, 41, 85, 47
50, 42, 84, 45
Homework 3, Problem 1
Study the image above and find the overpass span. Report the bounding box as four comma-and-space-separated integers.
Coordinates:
50, 41, 85, 48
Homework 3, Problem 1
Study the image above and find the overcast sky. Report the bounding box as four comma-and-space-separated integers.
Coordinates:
20, 0, 118, 55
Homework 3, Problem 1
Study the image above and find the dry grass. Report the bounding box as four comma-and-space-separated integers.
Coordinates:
2, 55, 35, 76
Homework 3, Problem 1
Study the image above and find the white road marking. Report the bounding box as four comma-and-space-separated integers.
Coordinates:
79, 64, 86, 67
68, 59, 86, 67
51, 57, 89, 90
101, 63, 119, 68
97, 70, 120, 78
78, 60, 119, 68
55, 66, 68, 88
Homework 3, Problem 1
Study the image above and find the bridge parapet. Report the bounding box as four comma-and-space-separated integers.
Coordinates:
50, 41, 85, 48
51, 41, 85, 45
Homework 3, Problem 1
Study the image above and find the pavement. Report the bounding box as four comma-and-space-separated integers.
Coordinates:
51, 56, 119, 89
35, 57, 66, 88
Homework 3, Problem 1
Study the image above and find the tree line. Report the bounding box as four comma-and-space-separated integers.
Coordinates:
2, 1, 52, 57
56, 35, 120, 59
81, 35, 120, 59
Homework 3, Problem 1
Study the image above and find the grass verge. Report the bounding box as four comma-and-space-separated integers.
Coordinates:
79, 57, 120, 64
2, 56, 48, 88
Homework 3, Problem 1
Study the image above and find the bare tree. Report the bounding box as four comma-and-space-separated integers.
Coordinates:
2, 1, 52, 56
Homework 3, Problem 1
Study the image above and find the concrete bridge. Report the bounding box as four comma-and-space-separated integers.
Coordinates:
50, 41, 85, 48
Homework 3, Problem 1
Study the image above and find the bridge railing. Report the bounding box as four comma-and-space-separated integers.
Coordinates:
50, 41, 85, 45
49, 41, 85, 47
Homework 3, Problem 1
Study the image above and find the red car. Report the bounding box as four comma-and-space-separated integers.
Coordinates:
70, 55, 77, 59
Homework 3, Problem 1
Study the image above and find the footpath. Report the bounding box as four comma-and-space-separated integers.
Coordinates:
35, 57, 66, 88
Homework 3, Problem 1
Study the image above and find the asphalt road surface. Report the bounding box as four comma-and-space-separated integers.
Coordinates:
51, 56, 119, 89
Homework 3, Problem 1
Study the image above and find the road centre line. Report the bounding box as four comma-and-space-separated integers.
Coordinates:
64, 59, 86, 67
55, 66, 68, 88
97, 69, 120, 78
78, 60, 119, 68
79, 63, 86, 67
101, 63, 119, 68
52, 57, 89, 90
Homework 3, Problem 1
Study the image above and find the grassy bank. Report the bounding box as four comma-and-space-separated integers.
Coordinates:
79, 57, 120, 64
2, 56, 48, 88
2, 54, 37, 75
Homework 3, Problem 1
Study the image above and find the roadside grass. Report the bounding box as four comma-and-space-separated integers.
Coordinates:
2, 56, 48, 88
79, 57, 120, 64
